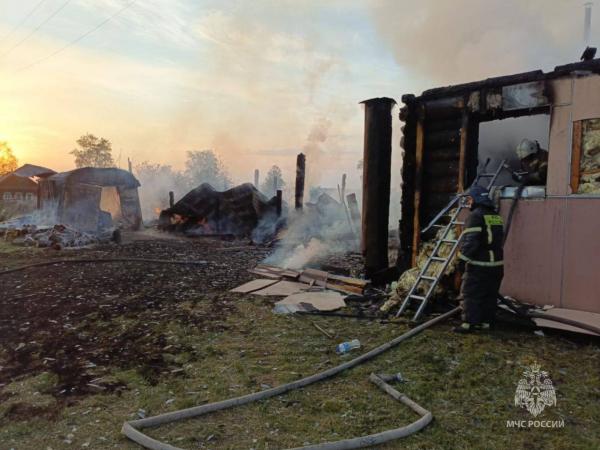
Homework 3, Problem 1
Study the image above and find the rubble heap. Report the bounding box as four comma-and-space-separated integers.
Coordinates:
1, 224, 101, 249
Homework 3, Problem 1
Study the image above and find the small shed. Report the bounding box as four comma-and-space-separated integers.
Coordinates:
39, 167, 142, 231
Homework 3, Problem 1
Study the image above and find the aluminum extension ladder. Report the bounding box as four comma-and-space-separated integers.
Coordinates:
395, 159, 507, 321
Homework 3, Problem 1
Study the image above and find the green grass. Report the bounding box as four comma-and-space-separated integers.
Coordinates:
1, 295, 599, 450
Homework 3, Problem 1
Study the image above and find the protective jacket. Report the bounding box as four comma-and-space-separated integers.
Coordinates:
458, 205, 504, 267
519, 149, 548, 185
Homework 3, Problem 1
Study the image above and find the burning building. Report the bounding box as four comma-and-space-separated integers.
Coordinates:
392, 57, 600, 314
38, 167, 143, 232
158, 182, 282, 238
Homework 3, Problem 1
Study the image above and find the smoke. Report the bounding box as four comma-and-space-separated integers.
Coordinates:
302, 118, 332, 189
478, 115, 550, 185
367, 0, 592, 86
263, 194, 358, 269
134, 163, 188, 220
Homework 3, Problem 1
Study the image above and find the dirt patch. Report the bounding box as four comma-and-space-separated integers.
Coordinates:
0, 236, 269, 407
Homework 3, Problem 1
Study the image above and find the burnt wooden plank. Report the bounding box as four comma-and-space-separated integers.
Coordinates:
411, 115, 425, 266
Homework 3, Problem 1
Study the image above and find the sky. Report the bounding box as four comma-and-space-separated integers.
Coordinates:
0, 0, 596, 191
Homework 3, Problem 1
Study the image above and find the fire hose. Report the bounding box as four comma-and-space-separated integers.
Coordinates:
121, 307, 460, 450
0, 258, 209, 276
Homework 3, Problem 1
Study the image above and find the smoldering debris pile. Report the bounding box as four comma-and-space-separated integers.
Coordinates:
159, 183, 282, 239
0, 224, 103, 249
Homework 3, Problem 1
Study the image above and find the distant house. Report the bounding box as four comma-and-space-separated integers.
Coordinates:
0, 164, 56, 213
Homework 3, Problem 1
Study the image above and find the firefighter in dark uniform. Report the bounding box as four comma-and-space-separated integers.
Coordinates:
454, 185, 504, 333
514, 139, 549, 185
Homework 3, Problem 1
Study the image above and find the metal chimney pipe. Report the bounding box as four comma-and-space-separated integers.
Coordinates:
360, 97, 396, 280
254, 169, 259, 188
585, 2, 593, 45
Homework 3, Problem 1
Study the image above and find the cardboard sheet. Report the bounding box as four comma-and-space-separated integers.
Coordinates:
532, 308, 600, 336
253, 281, 310, 296
230, 279, 279, 294
275, 291, 347, 311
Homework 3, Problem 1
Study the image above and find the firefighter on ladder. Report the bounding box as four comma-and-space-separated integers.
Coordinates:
514, 138, 548, 185
454, 185, 504, 333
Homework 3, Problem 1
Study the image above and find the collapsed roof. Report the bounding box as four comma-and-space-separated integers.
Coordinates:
159, 183, 281, 237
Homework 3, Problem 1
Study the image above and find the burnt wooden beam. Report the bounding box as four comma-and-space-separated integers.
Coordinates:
295, 153, 305, 210
398, 95, 417, 271
423, 97, 464, 119
423, 160, 460, 178
276, 189, 282, 217
425, 117, 463, 132
422, 178, 460, 193
169, 191, 174, 207
360, 97, 396, 280
424, 148, 460, 162
458, 112, 469, 192
424, 129, 461, 149
411, 108, 425, 266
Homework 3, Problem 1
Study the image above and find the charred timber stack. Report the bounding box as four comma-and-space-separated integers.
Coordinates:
360, 97, 396, 280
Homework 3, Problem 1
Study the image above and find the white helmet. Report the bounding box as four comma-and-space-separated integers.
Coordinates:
516, 139, 539, 159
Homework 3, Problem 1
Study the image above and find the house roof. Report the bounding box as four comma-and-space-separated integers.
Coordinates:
0, 164, 56, 185
404, 57, 600, 102
45, 167, 140, 189
12, 164, 56, 178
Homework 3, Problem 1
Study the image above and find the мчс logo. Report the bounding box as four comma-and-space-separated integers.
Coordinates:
514, 363, 557, 417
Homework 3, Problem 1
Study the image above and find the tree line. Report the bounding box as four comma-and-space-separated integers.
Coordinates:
0, 133, 286, 197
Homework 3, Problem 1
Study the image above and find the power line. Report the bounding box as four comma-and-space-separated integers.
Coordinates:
0, 0, 48, 45
0, 0, 72, 58
16, 0, 136, 73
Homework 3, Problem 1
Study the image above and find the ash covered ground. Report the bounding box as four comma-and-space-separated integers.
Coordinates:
0, 231, 362, 420
0, 235, 268, 409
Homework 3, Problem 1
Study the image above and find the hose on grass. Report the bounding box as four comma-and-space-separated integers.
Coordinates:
121, 307, 460, 450
0, 258, 209, 276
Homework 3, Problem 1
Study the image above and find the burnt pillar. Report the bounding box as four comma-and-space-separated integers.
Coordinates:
346, 193, 361, 226
295, 153, 306, 210
254, 169, 259, 188
276, 189, 283, 217
168, 191, 174, 207
360, 97, 396, 279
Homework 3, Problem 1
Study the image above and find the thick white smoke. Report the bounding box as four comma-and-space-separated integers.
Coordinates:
367, 0, 594, 86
